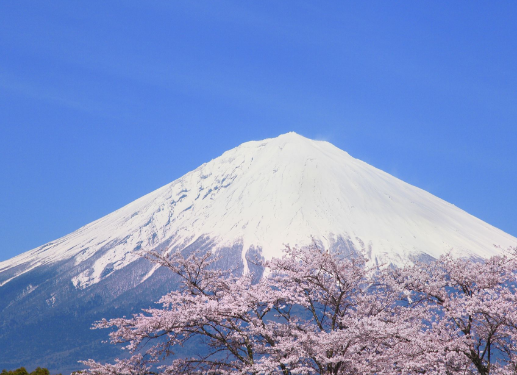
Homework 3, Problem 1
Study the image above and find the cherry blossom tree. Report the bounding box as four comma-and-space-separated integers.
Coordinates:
81, 245, 517, 375
81, 245, 421, 375
391, 248, 517, 375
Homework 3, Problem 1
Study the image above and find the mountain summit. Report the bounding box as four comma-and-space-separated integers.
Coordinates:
1, 132, 514, 288
0, 133, 515, 371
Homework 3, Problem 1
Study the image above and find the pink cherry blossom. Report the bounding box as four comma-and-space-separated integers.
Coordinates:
81, 246, 517, 374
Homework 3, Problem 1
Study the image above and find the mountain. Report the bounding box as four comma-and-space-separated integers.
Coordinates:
1, 132, 515, 372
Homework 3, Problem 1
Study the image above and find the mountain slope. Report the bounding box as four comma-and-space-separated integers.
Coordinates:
0, 132, 515, 372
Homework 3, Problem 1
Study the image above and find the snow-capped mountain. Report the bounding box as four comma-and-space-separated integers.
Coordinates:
0, 132, 515, 372
1, 132, 514, 288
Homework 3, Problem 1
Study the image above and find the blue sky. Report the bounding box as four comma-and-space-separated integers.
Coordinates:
1, 1, 516, 261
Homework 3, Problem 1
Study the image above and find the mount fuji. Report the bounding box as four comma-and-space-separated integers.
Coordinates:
1, 132, 515, 372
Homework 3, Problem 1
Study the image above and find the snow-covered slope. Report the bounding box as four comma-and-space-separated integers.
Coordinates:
1, 132, 516, 289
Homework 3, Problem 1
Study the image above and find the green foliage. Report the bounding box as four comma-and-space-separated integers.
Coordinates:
0, 368, 57, 375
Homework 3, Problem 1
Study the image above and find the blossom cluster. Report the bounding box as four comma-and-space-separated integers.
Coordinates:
82, 245, 517, 374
